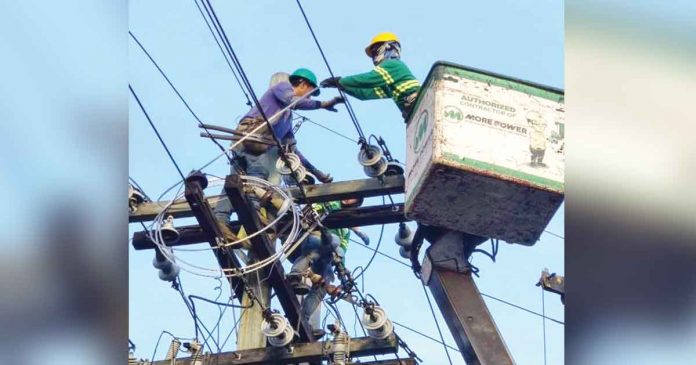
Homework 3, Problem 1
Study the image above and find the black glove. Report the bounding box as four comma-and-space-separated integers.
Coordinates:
320, 76, 342, 88
320, 96, 345, 112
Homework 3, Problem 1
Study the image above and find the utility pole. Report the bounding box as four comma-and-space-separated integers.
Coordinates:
418, 228, 516, 365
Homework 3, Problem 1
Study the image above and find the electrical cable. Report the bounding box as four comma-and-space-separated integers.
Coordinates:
200, 0, 309, 194
348, 231, 565, 325
294, 0, 367, 144
128, 31, 242, 172
391, 320, 460, 353
544, 230, 564, 239
129, 84, 186, 181
352, 196, 386, 282
542, 285, 548, 365
293, 111, 358, 144
149, 330, 174, 363
420, 282, 454, 365
219, 305, 247, 350
174, 276, 220, 353
192, 0, 252, 106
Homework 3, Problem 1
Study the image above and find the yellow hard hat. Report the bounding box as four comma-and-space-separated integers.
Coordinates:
365, 32, 400, 57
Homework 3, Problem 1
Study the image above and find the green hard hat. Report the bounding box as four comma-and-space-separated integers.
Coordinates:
289, 68, 320, 96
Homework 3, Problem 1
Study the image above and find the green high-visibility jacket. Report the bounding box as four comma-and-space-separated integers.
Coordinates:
312, 201, 350, 251
339, 59, 421, 112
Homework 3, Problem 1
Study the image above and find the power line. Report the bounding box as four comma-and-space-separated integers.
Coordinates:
353, 197, 386, 282
481, 292, 564, 325
349, 234, 565, 325
192, 0, 252, 106
391, 320, 460, 353
128, 31, 241, 173
543, 230, 564, 239
200, 0, 308, 194
293, 112, 358, 144
294, 0, 367, 144
421, 282, 454, 365
129, 84, 186, 181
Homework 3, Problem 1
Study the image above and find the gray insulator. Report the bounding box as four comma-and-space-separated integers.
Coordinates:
161, 215, 180, 244
394, 223, 414, 247
262, 313, 294, 347
331, 330, 349, 365
399, 246, 411, 259
362, 157, 388, 177
357, 145, 383, 166
164, 339, 180, 360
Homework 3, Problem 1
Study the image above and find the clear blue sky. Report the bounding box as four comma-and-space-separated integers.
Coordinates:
129, 1, 564, 364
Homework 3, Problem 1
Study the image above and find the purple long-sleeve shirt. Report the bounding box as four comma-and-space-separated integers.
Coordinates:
243, 81, 321, 141
242, 81, 322, 170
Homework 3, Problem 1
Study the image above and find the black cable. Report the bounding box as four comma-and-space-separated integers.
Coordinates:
201, 0, 308, 194
189, 294, 253, 309
192, 0, 252, 106
175, 277, 220, 353
544, 230, 564, 239
481, 292, 564, 325
420, 282, 454, 365
219, 305, 248, 350
129, 31, 241, 173
349, 231, 565, 324
129, 84, 186, 181
349, 237, 411, 268
353, 224, 384, 282
149, 330, 173, 363
294, 0, 367, 143
293, 111, 358, 144
353, 196, 386, 282
391, 320, 460, 353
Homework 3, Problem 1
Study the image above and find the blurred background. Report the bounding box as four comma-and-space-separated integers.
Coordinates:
0, 0, 694, 364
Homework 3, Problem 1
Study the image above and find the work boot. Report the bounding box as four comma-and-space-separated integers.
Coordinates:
287, 272, 311, 295
312, 328, 326, 339
216, 219, 239, 246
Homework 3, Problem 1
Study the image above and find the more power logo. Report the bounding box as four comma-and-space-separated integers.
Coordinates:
442, 105, 463, 121
464, 113, 527, 136
412, 110, 430, 153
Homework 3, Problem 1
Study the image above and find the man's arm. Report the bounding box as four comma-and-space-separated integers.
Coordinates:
272, 82, 322, 110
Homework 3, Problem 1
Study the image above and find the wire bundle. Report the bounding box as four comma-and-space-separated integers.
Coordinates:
145, 175, 312, 278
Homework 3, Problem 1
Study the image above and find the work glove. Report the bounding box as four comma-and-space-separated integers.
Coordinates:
320, 96, 345, 112
320, 76, 342, 89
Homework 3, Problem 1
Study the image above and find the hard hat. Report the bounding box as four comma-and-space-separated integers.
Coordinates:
365, 32, 400, 57
289, 68, 320, 96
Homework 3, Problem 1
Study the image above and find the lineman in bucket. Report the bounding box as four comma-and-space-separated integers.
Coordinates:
320, 32, 421, 119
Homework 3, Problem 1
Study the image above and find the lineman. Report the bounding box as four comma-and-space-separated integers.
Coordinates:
320, 32, 421, 119
213, 68, 344, 244
288, 198, 365, 338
